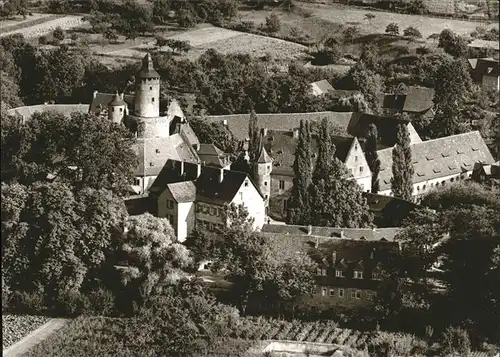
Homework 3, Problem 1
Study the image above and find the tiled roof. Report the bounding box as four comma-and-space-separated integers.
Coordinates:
167, 98, 185, 119
167, 181, 196, 203
135, 134, 199, 177
138, 53, 160, 79
378, 86, 435, 113
262, 130, 354, 176
109, 93, 126, 106
473, 58, 499, 78
263, 231, 400, 289
257, 147, 273, 163
376, 131, 495, 191
90, 93, 134, 114
261, 224, 401, 242
171, 119, 200, 148
148, 159, 262, 205
203, 112, 355, 141
468, 39, 500, 51
402, 86, 435, 113
310, 79, 334, 96
197, 143, 229, 168
7, 104, 90, 118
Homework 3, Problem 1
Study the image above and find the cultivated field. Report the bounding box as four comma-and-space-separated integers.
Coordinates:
96, 25, 308, 62
0, 14, 85, 38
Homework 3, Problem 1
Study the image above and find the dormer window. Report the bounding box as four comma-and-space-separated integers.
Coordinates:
354, 270, 363, 279
317, 268, 327, 276
335, 269, 345, 278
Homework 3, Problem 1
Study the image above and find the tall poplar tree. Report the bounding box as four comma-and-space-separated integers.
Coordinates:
308, 119, 373, 228
365, 123, 381, 193
312, 118, 333, 183
248, 109, 260, 161
391, 123, 414, 201
287, 120, 312, 224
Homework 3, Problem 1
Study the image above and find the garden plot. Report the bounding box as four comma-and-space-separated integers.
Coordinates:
0, 15, 85, 38
2, 314, 51, 349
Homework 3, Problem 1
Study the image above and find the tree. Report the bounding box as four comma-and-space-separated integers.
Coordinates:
308, 118, 373, 227
365, 123, 380, 193
152, 0, 170, 24
287, 120, 312, 224
188, 116, 238, 154
113, 213, 192, 309
391, 122, 413, 201
385, 22, 400, 35
177, 8, 197, 28
431, 58, 472, 138
1, 182, 127, 303
441, 327, 472, 356
1, 111, 137, 196
343, 26, 359, 43
438, 29, 468, 58
350, 61, 383, 114
403, 26, 422, 38
490, 112, 500, 159
0, 70, 23, 109
248, 109, 260, 161
265, 13, 281, 33
103, 28, 118, 43
53, 26, 65, 42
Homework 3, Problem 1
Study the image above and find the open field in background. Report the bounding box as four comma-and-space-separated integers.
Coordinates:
0, 14, 85, 38
0, 13, 57, 33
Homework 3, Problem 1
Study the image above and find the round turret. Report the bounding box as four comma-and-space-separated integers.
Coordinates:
134, 53, 160, 118
108, 92, 126, 124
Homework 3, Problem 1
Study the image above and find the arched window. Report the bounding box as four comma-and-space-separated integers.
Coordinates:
152, 97, 155, 102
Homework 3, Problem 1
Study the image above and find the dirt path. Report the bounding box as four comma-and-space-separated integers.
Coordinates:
3, 318, 70, 357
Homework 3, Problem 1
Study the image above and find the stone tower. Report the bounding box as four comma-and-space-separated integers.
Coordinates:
254, 147, 273, 206
134, 53, 160, 118
107, 92, 127, 124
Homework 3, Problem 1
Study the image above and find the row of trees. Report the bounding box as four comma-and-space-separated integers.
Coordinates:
286, 119, 373, 227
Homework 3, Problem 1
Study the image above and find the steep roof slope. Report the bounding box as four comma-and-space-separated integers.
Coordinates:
377, 131, 495, 191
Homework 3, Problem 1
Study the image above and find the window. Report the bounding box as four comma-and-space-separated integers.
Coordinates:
354, 270, 363, 279
355, 156, 358, 162
372, 272, 380, 280
335, 269, 345, 278
450, 177, 454, 182
329, 289, 335, 297
279, 180, 285, 190
239, 192, 243, 201
353, 290, 361, 299
244, 181, 249, 187
351, 290, 356, 298
417, 186, 420, 191
317, 268, 327, 276
120, 108, 123, 112
150, 86, 152, 90
166, 214, 174, 223
167, 200, 174, 209
134, 178, 141, 186
359, 166, 363, 173
267, 165, 271, 173
210, 207, 215, 215
264, 181, 268, 186
156, 149, 160, 154
321, 288, 327, 297
423, 184, 426, 190
111, 107, 115, 112
152, 97, 155, 102
265, 195, 268, 199
338, 288, 344, 298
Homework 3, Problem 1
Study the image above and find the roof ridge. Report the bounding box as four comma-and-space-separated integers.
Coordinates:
378, 131, 482, 153
206, 111, 353, 118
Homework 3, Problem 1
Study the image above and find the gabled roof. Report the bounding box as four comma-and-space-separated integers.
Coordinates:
166, 181, 196, 203
203, 112, 355, 141
378, 86, 435, 113
364, 193, 418, 215
310, 79, 335, 96
171, 118, 200, 148
135, 134, 199, 177
148, 159, 264, 205
376, 131, 495, 191
261, 130, 354, 176
89, 93, 134, 114
261, 224, 401, 242
467, 39, 500, 51
197, 143, 230, 168
166, 98, 185, 119
7, 104, 90, 118
473, 58, 500, 77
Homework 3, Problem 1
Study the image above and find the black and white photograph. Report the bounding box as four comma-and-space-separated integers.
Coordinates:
1, 0, 499, 355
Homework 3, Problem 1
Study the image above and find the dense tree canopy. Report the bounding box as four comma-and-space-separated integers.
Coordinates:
391, 122, 414, 200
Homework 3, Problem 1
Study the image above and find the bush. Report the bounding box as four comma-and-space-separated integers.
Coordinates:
403, 26, 422, 38
9, 291, 47, 315
236, 20, 255, 32
441, 326, 471, 356
55, 291, 89, 317
405, 0, 427, 14
53, 26, 65, 41
385, 23, 399, 35
86, 288, 116, 316
265, 13, 281, 33
416, 46, 431, 55
38, 35, 47, 45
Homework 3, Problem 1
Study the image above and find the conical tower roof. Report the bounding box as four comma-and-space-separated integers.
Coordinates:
138, 53, 160, 79
108, 92, 126, 106
257, 147, 273, 163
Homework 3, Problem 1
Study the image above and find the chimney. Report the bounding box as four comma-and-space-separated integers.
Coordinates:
93, 90, 98, 99
292, 128, 299, 139
340, 230, 345, 239
197, 163, 202, 178
180, 161, 184, 176
331, 250, 337, 264
219, 168, 224, 183
120, 93, 124, 100
308, 225, 312, 235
